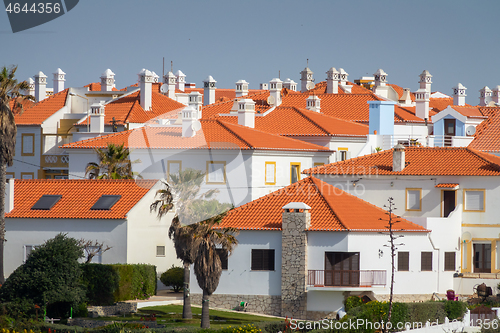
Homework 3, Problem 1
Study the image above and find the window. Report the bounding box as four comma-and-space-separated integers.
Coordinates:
398, 252, 409, 271
91, 195, 121, 210
31, 195, 62, 210
156, 246, 166, 257
207, 161, 226, 184
421, 252, 433, 271
20, 173, 34, 179
406, 188, 422, 211
464, 189, 485, 212
24, 245, 39, 262
338, 148, 350, 161
265, 162, 276, 185
444, 252, 456, 271
251, 249, 275, 271
290, 163, 300, 184
21, 134, 35, 156
216, 248, 228, 270
167, 161, 181, 180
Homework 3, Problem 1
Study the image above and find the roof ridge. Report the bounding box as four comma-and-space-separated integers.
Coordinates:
214, 120, 253, 149
291, 107, 331, 135
467, 148, 500, 167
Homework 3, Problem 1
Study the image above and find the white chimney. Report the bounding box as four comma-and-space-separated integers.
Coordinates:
260, 83, 268, 90
237, 99, 256, 128
339, 68, 349, 86
392, 144, 405, 172
138, 68, 154, 111
399, 88, 413, 106
453, 83, 467, 106
52, 68, 66, 94
152, 71, 159, 83
419, 70, 432, 93
415, 88, 430, 120
163, 71, 177, 100
203, 75, 216, 106
28, 78, 35, 97
181, 105, 199, 137
326, 67, 339, 94
5, 178, 14, 214
188, 91, 203, 119
492, 85, 500, 105
235, 80, 249, 97
479, 86, 492, 106
283, 78, 297, 92
306, 95, 321, 112
373, 69, 388, 88
34, 71, 47, 102
300, 66, 314, 92
100, 69, 115, 92
90, 102, 105, 133
269, 78, 283, 107
176, 70, 186, 92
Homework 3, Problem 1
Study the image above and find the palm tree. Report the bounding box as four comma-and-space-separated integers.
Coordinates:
0, 65, 33, 284
85, 143, 138, 179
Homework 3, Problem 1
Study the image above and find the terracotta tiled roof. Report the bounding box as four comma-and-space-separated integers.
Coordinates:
387, 84, 415, 101
451, 106, 488, 119
15, 89, 69, 125
469, 111, 500, 152
305, 81, 374, 95
216, 106, 369, 137
430, 98, 473, 113
6, 179, 156, 219
84, 83, 119, 92
202, 90, 272, 119
62, 119, 331, 152
8, 98, 35, 115
183, 88, 266, 103
304, 147, 500, 176
394, 105, 435, 123
435, 183, 459, 188
218, 177, 427, 232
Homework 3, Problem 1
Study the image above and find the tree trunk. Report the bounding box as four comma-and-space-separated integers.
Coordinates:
0, 160, 6, 284
182, 262, 192, 319
200, 289, 210, 328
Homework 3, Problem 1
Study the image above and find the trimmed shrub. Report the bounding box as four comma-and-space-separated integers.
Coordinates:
111, 264, 157, 301
344, 296, 363, 312
160, 266, 184, 292
443, 300, 467, 320
406, 301, 446, 325
81, 263, 119, 306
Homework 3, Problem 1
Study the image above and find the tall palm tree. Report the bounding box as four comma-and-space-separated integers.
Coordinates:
85, 143, 138, 179
0, 65, 33, 284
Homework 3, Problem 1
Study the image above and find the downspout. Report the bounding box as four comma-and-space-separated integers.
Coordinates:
428, 233, 440, 294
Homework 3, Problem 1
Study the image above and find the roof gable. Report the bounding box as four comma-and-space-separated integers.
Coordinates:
15, 89, 69, 125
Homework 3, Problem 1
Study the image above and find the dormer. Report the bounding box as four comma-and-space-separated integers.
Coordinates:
100, 69, 115, 92
479, 86, 492, 106
419, 70, 432, 93
175, 70, 186, 92
34, 71, 47, 102
235, 80, 249, 97
326, 67, 339, 94
300, 66, 314, 92
52, 68, 66, 94
306, 95, 321, 112
269, 78, 283, 107
453, 83, 467, 106
283, 78, 297, 92
203, 75, 217, 106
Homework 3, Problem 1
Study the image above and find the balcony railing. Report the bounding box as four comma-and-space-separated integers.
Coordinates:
307, 270, 386, 287
41, 154, 69, 168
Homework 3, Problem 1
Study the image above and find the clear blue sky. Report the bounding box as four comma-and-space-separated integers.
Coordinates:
2, 0, 499, 105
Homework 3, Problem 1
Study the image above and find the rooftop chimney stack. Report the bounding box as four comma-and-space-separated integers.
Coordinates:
28, 78, 35, 97
479, 86, 492, 106
188, 91, 203, 119
90, 102, 105, 133
373, 69, 388, 88
338, 68, 349, 86
326, 67, 339, 94
392, 144, 405, 172
100, 69, 115, 92
235, 80, 249, 97
300, 66, 314, 92
203, 75, 217, 106
175, 70, 186, 92
52, 68, 66, 94
419, 70, 432, 93
283, 78, 297, 91
237, 98, 256, 128
492, 85, 500, 105
453, 83, 467, 106
152, 71, 160, 83
415, 88, 430, 120
138, 68, 154, 111
34, 71, 47, 102
260, 83, 268, 90
163, 71, 177, 99
306, 95, 321, 112
269, 78, 283, 107
181, 105, 199, 137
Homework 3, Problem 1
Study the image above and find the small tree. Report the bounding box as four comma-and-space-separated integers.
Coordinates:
160, 266, 184, 292
85, 143, 139, 179
78, 239, 112, 263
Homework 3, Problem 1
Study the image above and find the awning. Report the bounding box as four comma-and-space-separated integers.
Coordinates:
435, 183, 459, 190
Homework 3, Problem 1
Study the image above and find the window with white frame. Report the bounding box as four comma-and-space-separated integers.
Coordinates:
207, 161, 226, 184
406, 188, 422, 211
464, 189, 485, 211
156, 246, 166, 257
265, 162, 276, 185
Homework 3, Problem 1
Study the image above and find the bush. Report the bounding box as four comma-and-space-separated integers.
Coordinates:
344, 296, 363, 312
81, 263, 119, 305
160, 266, 184, 292
406, 301, 446, 325
111, 264, 157, 301
443, 300, 467, 320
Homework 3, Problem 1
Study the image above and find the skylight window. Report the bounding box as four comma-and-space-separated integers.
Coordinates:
91, 195, 121, 210
31, 195, 62, 210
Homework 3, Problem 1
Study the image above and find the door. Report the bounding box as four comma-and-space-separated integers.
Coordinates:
325, 252, 360, 286
474, 244, 491, 273
444, 119, 456, 146
443, 190, 456, 217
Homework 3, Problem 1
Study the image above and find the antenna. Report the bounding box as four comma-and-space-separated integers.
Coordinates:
171, 61, 173, 73
162, 57, 165, 78
279, 70, 280, 80
307, 58, 309, 67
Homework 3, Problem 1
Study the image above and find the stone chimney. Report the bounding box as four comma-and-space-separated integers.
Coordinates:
368, 100, 395, 136
52, 68, 66, 94
237, 99, 256, 128
306, 95, 321, 112
5, 178, 14, 214
415, 88, 430, 120
138, 69, 154, 111
203, 75, 216, 106
28, 78, 35, 97
492, 85, 500, 105
300, 66, 314, 92
283, 78, 297, 91
188, 91, 203, 118
392, 144, 405, 172
90, 102, 105, 133
326, 67, 339, 94
419, 70, 432, 93
281, 202, 310, 319
479, 86, 492, 106
175, 70, 186, 92
269, 78, 283, 107
100, 69, 115, 92
34, 71, 47, 102
181, 105, 199, 137
163, 71, 177, 100
339, 68, 349, 86
235, 80, 249, 97
453, 83, 467, 106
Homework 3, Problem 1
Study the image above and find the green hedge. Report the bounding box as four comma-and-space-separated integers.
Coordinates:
81, 264, 119, 306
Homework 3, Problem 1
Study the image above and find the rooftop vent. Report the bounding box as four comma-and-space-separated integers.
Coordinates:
91, 195, 121, 210
31, 195, 62, 210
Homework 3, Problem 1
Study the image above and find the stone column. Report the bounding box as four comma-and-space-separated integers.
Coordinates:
281, 202, 310, 319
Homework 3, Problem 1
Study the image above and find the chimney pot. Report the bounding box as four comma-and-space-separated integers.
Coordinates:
203, 75, 217, 105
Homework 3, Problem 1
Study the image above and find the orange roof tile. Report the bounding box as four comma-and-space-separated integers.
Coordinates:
469, 111, 500, 152
15, 89, 69, 125
304, 147, 500, 176
430, 98, 473, 113
305, 81, 374, 95
435, 183, 459, 188
218, 177, 427, 232
62, 119, 331, 152
387, 84, 415, 101
202, 90, 272, 119
84, 82, 119, 92
6, 179, 156, 219
8, 98, 35, 115
451, 106, 488, 119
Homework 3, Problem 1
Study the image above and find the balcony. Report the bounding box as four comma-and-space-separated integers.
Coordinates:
41, 154, 69, 169
307, 270, 386, 289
